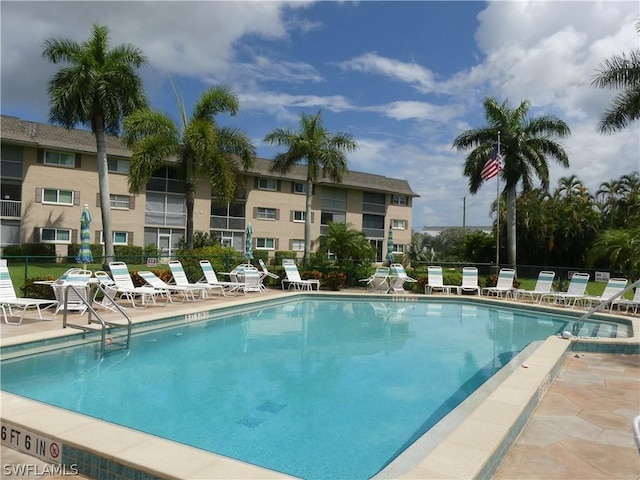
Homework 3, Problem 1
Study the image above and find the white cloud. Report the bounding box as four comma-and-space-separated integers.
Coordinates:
337, 52, 440, 94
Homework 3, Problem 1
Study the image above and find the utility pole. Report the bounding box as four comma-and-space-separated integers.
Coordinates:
462, 196, 466, 228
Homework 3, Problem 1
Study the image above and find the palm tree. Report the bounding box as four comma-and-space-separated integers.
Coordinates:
315, 222, 374, 261
122, 84, 256, 250
555, 175, 588, 200
264, 110, 357, 264
591, 21, 640, 133
453, 97, 571, 269
42, 23, 148, 267
587, 228, 640, 280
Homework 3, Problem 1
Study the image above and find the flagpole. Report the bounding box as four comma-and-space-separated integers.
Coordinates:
495, 131, 501, 271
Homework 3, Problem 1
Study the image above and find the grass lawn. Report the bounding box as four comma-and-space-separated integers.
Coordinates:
6, 263, 635, 301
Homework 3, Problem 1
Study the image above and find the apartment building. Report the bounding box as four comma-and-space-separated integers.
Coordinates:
0, 115, 418, 261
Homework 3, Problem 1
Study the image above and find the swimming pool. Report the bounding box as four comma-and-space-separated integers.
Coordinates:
0, 297, 630, 479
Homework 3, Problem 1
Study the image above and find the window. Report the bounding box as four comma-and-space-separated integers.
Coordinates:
293, 211, 306, 222
1, 145, 23, 178
363, 192, 386, 214
258, 178, 277, 191
320, 211, 346, 225
393, 244, 405, 253
256, 238, 275, 249
40, 228, 71, 243
293, 182, 307, 194
43, 189, 74, 205
145, 193, 186, 226
44, 151, 75, 167
257, 207, 277, 220
146, 167, 183, 193
291, 240, 304, 251
392, 195, 407, 205
108, 158, 129, 174
100, 231, 129, 245
392, 219, 407, 230
321, 187, 347, 210
110, 194, 130, 209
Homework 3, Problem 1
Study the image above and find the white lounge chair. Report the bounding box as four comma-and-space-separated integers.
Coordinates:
514, 270, 555, 303
0, 263, 58, 325
458, 267, 481, 295
389, 264, 417, 294
425, 266, 456, 295
198, 260, 244, 296
542, 272, 590, 308
241, 266, 263, 293
137, 270, 199, 303
482, 268, 516, 298
109, 261, 166, 308
583, 277, 628, 310
258, 259, 279, 290
282, 259, 319, 291
51, 270, 92, 315
360, 267, 390, 294
613, 286, 640, 314
168, 260, 210, 299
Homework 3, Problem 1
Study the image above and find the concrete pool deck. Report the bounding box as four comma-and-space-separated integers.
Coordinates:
1, 289, 639, 479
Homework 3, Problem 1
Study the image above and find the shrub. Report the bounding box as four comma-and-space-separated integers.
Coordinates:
274, 251, 298, 265
2, 245, 23, 257
416, 275, 428, 292
325, 271, 346, 290
21, 277, 57, 300
15, 243, 56, 263
302, 270, 323, 282
114, 245, 145, 263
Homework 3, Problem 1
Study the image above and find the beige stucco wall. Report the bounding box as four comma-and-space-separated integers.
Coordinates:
19, 147, 145, 256
10, 144, 414, 259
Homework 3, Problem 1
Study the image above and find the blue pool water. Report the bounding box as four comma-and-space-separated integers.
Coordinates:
0, 298, 620, 479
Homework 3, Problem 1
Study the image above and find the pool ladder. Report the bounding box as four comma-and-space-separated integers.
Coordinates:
62, 282, 132, 357
572, 278, 640, 335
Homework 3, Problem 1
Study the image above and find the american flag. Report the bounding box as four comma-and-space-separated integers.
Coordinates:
481, 145, 503, 181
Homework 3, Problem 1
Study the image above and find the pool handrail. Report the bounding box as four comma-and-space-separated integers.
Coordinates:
572, 278, 640, 335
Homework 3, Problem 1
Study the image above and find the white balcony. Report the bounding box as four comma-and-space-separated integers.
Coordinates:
1, 199, 21, 218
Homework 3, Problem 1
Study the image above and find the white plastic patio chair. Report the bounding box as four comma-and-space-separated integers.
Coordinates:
389, 264, 417, 294
281, 259, 319, 291
425, 266, 456, 295
198, 260, 244, 296
482, 268, 516, 298
359, 267, 390, 294
109, 261, 166, 308
514, 270, 555, 303
542, 272, 590, 308
0, 263, 58, 325
458, 267, 481, 295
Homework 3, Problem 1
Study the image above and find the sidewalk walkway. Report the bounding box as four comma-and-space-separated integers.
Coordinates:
494, 352, 640, 479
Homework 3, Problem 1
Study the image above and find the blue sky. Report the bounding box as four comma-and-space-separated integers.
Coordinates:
2, 1, 638, 231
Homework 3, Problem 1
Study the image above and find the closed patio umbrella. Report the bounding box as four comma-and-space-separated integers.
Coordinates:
386, 227, 394, 263
244, 223, 253, 261
76, 204, 93, 269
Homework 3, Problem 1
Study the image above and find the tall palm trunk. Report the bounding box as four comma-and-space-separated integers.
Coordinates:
95, 119, 114, 269
185, 183, 195, 250
507, 186, 517, 270
304, 178, 313, 265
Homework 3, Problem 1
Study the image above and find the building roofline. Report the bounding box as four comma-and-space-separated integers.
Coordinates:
1, 114, 419, 198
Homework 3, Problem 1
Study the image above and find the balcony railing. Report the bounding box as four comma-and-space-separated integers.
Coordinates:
210, 215, 246, 230
1, 199, 21, 218
362, 227, 385, 238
